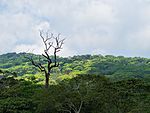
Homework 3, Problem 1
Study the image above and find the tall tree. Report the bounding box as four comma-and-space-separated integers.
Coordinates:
27, 31, 65, 88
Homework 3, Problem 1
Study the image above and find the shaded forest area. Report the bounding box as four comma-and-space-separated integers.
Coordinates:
0, 53, 150, 113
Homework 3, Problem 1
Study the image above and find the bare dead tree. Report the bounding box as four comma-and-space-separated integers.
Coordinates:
26, 31, 65, 88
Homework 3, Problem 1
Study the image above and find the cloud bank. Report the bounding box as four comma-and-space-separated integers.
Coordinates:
0, 0, 150, 57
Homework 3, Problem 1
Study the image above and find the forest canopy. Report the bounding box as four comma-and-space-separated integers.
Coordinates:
0, 53, 150, 113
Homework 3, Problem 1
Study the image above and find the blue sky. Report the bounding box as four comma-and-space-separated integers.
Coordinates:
0, 0, 150, 57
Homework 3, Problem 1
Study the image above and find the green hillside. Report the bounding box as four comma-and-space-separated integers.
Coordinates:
0, 53, 150, 113
0, 52, 150, 81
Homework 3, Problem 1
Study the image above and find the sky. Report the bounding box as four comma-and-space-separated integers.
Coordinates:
0, 0, 150, 57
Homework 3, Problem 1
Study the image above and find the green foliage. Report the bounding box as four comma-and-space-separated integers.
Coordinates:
1, 53, 150, 81
0, 73, 149, 113
0, 74, 40, 113
0, 53, 150, 113
35, 75, 150, 113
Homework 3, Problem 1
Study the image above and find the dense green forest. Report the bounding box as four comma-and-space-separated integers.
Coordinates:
0, 52, 150, 81
0, 53, 150, 113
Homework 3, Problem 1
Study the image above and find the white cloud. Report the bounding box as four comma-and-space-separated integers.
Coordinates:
13, 44, 43, 54
73, 0, 115, 24
127, 25, 150, 51
0, 0, 150, 57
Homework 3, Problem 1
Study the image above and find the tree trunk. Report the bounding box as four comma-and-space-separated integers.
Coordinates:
45, 74, 49, 88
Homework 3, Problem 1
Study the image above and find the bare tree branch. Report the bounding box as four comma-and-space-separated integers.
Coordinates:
26, 31, 64, 88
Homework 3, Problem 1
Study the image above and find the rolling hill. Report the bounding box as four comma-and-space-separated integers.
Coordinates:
0, 52, 150, 113
0, 52, 150, 81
